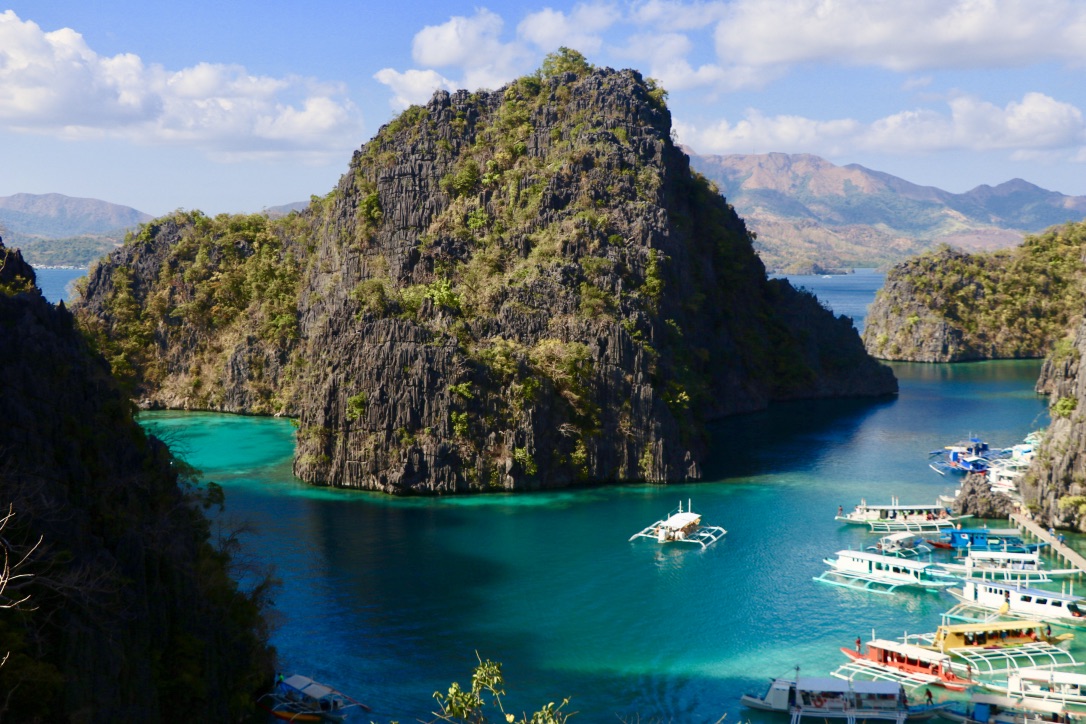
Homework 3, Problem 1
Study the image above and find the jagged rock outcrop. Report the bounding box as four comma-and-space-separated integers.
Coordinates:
76, 54, 897, 494
0, 237, 274, 720
864, 224, 1086, 361
953, 472, 1018, 519
1022, 317, 1086, 528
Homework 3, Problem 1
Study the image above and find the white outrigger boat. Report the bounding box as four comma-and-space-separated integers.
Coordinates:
740, 668, 940, 722
869, 532, 934, 559
815, 550, 956, 594
628, 500, 725, 549
836, 498, 969, 533
934, 551, 1079, 584
983, 668, 1086, 707
256, 674, 369, 722
948, 581, 1086, 627
938, 692, 1072, 724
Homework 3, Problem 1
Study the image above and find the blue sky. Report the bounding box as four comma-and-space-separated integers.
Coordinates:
3, 1, 1086, 216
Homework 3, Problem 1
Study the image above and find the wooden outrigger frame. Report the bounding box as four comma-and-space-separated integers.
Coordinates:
628, 499, 726, 549
832, 658, 942, 691
945, 643, 1079, 675
814, 551, 956, 595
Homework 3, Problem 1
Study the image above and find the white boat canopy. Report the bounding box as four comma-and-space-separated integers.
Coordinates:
866, 639, 952, 665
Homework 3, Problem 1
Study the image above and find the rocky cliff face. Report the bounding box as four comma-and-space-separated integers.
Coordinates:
76, 55, 896, 495
1022, 318, 1086, 528
75, 211, 304, 414
0, 238, 273, 720
863, 224, 1086, 362
953, 472, 1018, 519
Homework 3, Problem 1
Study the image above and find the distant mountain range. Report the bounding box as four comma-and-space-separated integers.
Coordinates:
688, 152, 1086, 272
0, 193, 152, 267
8, 155, 1086, 271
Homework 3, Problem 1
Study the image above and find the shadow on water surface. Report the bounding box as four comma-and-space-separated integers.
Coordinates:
703, 395, 896, 480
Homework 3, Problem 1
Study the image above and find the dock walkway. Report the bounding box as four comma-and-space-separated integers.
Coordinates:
1010, 512, 1086, 575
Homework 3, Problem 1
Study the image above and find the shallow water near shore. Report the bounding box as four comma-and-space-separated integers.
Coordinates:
138, 275, 1072, 723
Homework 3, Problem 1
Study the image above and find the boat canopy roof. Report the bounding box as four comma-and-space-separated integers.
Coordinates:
966, 550, 1038, 562
969, 693, 1066, 714
938, 619, 1046, 634
282, 674, 336, 701
835, 550, 933, 570
868, 639, 950, 664
967, 580, 1081, 599
882, 532, 924, 543
855, 502, 946, 511
1014, 668, 1086, 685
662, 512, 700, 529
955, 528, 1022, 537
797, 678, 901, 695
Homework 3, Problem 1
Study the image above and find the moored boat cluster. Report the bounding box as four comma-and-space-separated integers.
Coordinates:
742, 430, 1086, 724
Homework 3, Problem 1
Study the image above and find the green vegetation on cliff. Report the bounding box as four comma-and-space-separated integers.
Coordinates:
863, 221, 1086, 362
76, 209, 306, 413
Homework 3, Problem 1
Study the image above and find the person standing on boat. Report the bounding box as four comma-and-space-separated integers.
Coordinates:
925, 689, 933, 706
855, 636, 862, 653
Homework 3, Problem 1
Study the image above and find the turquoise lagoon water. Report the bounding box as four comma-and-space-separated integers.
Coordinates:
138, 276, 1063, 723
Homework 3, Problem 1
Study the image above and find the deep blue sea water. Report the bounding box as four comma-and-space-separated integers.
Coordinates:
137, 276, 1064, 723
33, 267, 86, 303
777, 269, 885, 333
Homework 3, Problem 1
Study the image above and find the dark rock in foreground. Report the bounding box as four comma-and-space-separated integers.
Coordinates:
0, 238, 273, 721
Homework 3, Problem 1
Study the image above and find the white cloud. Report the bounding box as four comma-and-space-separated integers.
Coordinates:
676, 111, 861, 155
517, 4, 621, 54
0, 10, 361, 160
373, 69, 455, 110
714, 0, 1086, 72
681, 92, 1086, 161
412, 9, 507, 68
902, 76, 933, 92
629, 0, 729, 32
862, 93, 1086, 153
407, 8, 533, 92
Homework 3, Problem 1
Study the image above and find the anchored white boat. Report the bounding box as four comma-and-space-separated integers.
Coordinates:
815, 550, 956, 594
869, 532, 934, 559
983, 668, 1086, 707
836, 498, 968, 533
934, 551, 1078, 584
948, 580, 1086, 626
740, 669, 938, 722
628, 500, 725, 549
988, 458, 1030, 494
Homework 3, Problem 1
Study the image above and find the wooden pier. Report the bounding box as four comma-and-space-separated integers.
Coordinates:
1010, 512, 1086, 575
